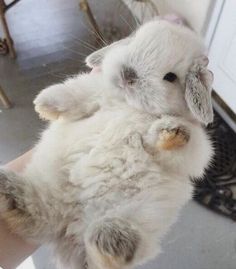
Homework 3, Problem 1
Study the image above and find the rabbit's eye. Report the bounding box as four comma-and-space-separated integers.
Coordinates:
163, 72, 177, 82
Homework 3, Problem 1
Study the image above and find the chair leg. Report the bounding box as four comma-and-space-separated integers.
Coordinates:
79, 0, 104, 45
0, 11, 16, 58
0, 84, 12, 108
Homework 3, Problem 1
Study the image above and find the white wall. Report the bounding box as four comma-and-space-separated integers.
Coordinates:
124, 0, 215, 35
152, 0, 213, 34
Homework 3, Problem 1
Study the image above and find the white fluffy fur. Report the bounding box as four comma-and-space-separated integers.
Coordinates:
1, 19, 214, 269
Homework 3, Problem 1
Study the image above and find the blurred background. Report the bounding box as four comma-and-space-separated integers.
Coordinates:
0, 0, 236, 269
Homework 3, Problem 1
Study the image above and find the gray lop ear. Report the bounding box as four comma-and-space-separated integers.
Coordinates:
185, 56, 214, 125
85, 36, 132, 68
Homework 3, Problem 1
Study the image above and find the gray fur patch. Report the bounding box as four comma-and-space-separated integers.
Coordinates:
0, 169, 18, 210
89, 218, 140, 263
0, 169, 52, 242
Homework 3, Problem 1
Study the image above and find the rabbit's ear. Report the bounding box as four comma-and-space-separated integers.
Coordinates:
86, 37, 132, 68
86, 45, 110, 68
185, 56, 214, 125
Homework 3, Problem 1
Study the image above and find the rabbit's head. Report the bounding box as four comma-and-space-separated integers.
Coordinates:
86, 19, 214, 125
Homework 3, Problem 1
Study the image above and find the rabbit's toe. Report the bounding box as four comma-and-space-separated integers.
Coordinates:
33, 84, 75, 121
34, 103, 61, 121
156, 127, 190, 150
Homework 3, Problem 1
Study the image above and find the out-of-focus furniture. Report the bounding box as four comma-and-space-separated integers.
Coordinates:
79, 0, 104, 43
0, 1, 20, 107
79, 0, 159, 45
0, 84, 11, 108
205, 0, 236, 131
0, 0, 20, 58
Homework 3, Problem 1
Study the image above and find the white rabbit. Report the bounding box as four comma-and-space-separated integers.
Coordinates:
0, 19, 214, 269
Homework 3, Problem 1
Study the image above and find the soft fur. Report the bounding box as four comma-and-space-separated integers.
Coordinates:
0, 19, 213, 269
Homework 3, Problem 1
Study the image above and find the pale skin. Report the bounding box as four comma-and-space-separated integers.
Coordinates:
0, 150, 38, 269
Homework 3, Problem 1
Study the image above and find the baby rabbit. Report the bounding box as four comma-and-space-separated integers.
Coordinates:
0, 19, 213, 269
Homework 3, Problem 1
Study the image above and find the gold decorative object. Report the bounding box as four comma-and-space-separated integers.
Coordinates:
0, 0, 20, 58
79, 0, 159, 46
127, 0, 159, 23
79, 0, 104, 44
0, 84, 12, 108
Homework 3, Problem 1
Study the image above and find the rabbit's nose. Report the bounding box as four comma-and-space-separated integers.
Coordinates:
121, 66, 138, 85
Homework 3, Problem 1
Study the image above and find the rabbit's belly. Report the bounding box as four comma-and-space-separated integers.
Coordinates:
25, 108, 153, 185
75, 166, 193, 237
70, 145, 189, 212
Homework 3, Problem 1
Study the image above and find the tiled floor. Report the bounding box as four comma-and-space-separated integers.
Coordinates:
0, 0, 236, 269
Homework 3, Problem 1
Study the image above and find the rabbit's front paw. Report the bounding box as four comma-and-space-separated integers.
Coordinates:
34, 84, 76, 121
144, 119, 190, 153
34, 103, 61, 121
157, 127, 190, 150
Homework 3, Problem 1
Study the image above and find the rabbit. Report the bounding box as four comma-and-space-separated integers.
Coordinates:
0, 19, 214, 269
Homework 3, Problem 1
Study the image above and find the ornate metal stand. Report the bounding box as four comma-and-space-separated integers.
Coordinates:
129, 0, 159, 23
0, 84, 12, 108
79, 0, 104, 45
194, 112, 236, 221
0, 0, 20, 58
79, 0, 159, 43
